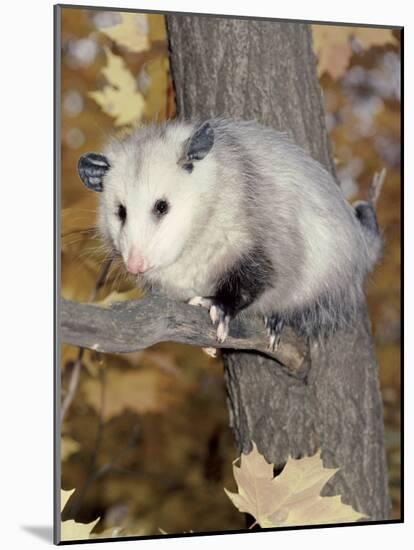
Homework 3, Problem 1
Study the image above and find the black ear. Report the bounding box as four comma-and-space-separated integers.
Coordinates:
184, 122, 214, 164
78, 153, 110, 192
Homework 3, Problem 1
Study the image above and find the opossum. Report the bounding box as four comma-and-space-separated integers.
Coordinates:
78, 119, 383, 349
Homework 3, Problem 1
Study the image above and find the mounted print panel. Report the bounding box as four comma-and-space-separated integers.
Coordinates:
55, 4, 402, 544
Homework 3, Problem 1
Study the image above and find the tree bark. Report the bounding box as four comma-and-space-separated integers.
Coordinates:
166, 14, 390, 520
60, 297, 310, 377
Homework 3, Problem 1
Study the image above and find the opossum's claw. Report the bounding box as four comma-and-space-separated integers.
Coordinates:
188, 297, 220, 355
268, 333, 280, 351
209, 303, 230, 343
264, 315, 271, 337
189, 297, 230, 343
216, 311, 230, 343
208, 304, 218, 325
264, 314, 284, 351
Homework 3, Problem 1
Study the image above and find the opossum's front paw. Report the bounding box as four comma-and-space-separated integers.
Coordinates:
210, 303, 231, 343
188, 296, 231, 344
264, 314, 284, 351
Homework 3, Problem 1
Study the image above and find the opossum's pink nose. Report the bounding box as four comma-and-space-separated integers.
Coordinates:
126, 252, 147, 274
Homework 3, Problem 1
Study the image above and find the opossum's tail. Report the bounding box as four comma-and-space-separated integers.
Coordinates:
353, 168, 386, 270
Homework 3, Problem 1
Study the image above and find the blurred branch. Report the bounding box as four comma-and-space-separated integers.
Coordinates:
369, 168, 387, 208
60, 295, 310, 378
60, 258, 113, 423
60, 355, 82, 423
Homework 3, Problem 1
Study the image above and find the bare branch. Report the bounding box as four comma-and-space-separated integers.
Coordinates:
60, 295, 310, 378
60, 258, 113, 423
60, 355, 82, 423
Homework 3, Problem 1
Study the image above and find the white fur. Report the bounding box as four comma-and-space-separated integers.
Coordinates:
95, 119, 381, 336
99, 122, 252, 300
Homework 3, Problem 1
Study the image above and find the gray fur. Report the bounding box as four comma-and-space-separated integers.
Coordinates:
87, 118, 383, 338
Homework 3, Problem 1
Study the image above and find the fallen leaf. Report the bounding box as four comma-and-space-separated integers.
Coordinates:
91, 526, 128, 538
89, 47, 145, 126
100, 13, 149, 53
60, 489, 99, 541
225, 443, 366, 528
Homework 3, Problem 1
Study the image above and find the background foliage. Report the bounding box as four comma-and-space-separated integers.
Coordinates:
60, 8, 401, 537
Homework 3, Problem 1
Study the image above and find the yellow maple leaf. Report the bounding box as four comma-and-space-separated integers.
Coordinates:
225, 443, 367, 528
89, 47, 145, 126
100, 13, 149, 53
60, 489, 99, 541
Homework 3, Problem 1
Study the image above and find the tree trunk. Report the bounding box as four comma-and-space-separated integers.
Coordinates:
166, 14, 390, 520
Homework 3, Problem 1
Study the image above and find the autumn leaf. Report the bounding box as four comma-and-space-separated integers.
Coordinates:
91, 526, 129, 539
313, 25, 396, 79
225, 443, 367, 528
82, 365, 186, 420
89, 47, 145, 126
60, 489, 99, 541
100, 13, 149, 53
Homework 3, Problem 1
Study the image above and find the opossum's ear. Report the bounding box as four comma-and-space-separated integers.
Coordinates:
182, 122, 214, 168
78, 153, 110, 192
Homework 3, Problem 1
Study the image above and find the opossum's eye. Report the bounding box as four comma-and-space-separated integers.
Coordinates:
153, 199, 169, 217
117, 204, 127, 223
